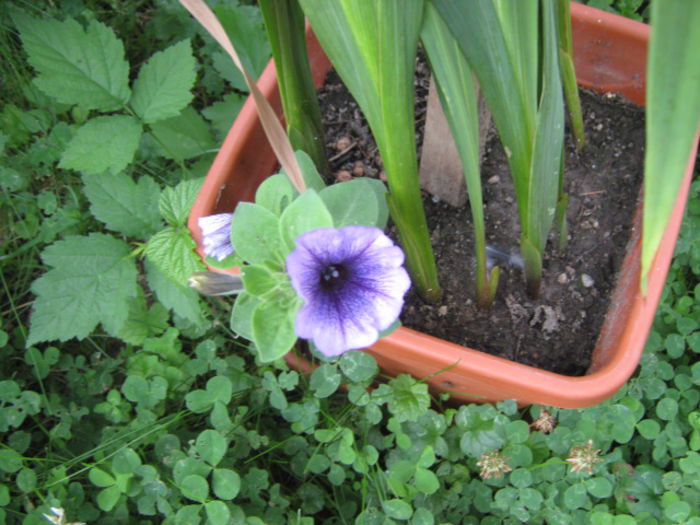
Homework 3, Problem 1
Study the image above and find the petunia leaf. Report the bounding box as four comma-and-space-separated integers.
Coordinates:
279, 189, 333, 252
230, 203, 284, 266
319, 178, 386, 228
251, 298, 301, 363
255, 173, 297, 216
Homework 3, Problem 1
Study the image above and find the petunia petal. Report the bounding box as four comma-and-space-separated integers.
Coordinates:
286, 225, 411, 357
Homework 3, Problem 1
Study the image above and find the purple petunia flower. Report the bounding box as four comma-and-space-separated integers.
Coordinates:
286, 226, 411, 357
199, 213, 234, 261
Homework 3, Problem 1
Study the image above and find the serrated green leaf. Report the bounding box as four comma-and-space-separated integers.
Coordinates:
130, 40, 196, 124
28, 234, 138, 345
211, 5, 271, 92
59, 115, 142, 175
387, 374, 431, 423
149, 106, 215, 161
145, 260, 207, 327
83, 173, 161, 238
115, 290, 169, 345
160, 178, 204, 227
202, 92, 245, 139
13, 12, 130, 111
145, 226, 206, 286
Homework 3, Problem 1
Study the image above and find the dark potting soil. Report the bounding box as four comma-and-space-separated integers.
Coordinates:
317, 67, 645, 376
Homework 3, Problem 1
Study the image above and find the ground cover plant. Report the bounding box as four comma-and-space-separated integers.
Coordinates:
1, 1, 699, 523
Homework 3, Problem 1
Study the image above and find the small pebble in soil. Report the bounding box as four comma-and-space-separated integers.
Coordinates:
581, 274, 595, 288
335, 136, 352, 150
379, 171, 387, 182
487, 175, 500, 184
352, 161, 364, 177
558, 273, 569, 284
438, 305, 448, 317
335, 170, 352, 182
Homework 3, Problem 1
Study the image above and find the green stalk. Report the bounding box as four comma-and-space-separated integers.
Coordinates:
299, 0, 440, 302
259, 0, 330, 177
556, 0, 585, 150
421, 2, 497, 307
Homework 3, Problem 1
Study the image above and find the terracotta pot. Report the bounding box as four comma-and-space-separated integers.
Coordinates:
189, 4, 698, 408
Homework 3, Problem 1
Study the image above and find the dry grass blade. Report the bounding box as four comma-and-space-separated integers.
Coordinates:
179, 0, 306, 193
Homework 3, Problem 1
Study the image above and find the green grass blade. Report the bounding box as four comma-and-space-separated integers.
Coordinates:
429, 0, 533, 221
299, 0, 440, 301
642, 0, 700, 290
421, 2, 495, 306
259, 0, 330, 176
494, 0, 539, 112
556, 0, 585, 149
524, 0, 565, 259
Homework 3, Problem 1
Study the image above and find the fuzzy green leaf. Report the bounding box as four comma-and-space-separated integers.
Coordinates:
59, 115, 142, 175
149, 106, 215, 162
145, 226, 205, 287
28, 234, 138, 345
279, 189, 333, 252
159, 178, 204, 227
130, 40, 196, 124
145, 260, 207, 327
83, 173, 161, 238
251, 299, 300, 362
13, 12, 130, 111
231, 203, 284, 266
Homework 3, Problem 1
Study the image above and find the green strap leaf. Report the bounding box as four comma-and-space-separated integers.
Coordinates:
130, 39, 197, 124
27, 234, 138, 345
642, 0, 700, 288
13, 11, 130, 111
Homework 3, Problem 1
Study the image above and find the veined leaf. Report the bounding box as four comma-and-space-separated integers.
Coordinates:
130, 40, 196, 124
160, 178, 204, 227
145, 226, 206, 286
148, 106, 216, 161
59, 115, 142, 175
642, 0, 700, 288
83, 173, 162, 239
145, 260, 207, 327
27, 234, 138, 345
13, 11, 130, 111
211, 5, 271, 92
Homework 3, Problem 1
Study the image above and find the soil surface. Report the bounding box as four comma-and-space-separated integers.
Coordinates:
317, 66, 645, 376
